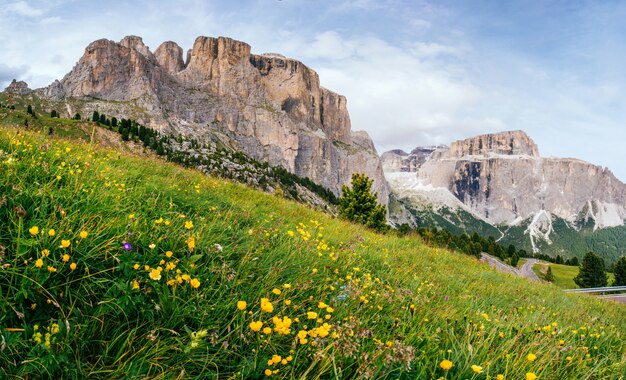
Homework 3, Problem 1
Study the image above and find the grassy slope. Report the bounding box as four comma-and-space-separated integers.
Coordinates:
0, 124, 624, 379
534, 263, 616, 289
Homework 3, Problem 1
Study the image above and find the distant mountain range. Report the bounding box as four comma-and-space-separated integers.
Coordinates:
382, 130, 626, 262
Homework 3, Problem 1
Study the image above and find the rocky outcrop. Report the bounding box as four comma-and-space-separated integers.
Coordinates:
155, 41, 185, 74
40, 35, 388, 203
383, 131, 626, 228
4, 79, 31, 95
447, 130, 539, 158
381, 146, 445, 173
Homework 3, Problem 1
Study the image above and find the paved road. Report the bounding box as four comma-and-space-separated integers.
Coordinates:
480, 254, 540, 282
520, 259, 541, 282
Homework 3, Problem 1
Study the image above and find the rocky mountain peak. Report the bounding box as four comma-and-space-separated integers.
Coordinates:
37, 34, 389, 204
4, 79, 31, 95
119, 35, 155, 61
448, 130, 539, 158
154, 41, 185, 74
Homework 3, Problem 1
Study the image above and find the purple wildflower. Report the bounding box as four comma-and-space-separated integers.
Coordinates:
123, 242, 132, 251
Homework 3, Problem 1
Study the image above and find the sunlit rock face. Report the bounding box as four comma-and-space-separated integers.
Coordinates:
383, 130, 626, 228
41, 35, 388, 203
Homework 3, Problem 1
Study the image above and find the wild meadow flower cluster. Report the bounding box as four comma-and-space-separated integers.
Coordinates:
0, 125, 624, 378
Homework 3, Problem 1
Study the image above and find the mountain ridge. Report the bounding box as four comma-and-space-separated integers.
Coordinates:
32, 34, 388, 204
383, 130, 626, 261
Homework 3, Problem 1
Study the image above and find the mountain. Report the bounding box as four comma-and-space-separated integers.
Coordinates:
35, 35, 388, 203
383, 130, 626, 262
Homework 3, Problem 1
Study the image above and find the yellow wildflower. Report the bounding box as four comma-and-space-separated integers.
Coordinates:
47, 266, 56, 273
41, 249, 50, 257
70, 262, 77, 271
263, 327, 272, 335
261, 298, 274, 313
184, 220, 194, 229
132, 280, 140, 289
29, 226, 39, 236
497, 375, 504, 380
187, 237, 196, 249
307, 311, 318, 319
190, 278, 201, 288
61, 240, 70, 248
79, 230, 88, 239
272, 288, 281, 295
149, 268, 162, 281
48, 229, 55, 236
165, 251, 173, 258
249, 321, 263, 332
62, 254, 70, 262
527, 353, 537, 362
526, 373, 537, 380
264, 369, 272, 376
237, 301, 247, 310
471, 365, 483, 374
35, 259, 44, 268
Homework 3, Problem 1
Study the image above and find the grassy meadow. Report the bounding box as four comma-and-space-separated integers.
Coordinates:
0, 118, 624, 378
533, 263, 616, 289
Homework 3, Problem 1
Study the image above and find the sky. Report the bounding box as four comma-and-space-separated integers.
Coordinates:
1, 0, 625, 181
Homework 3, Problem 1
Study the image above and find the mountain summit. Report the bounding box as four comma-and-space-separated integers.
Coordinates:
38, 35, 388, 202
383, 130, 626, 260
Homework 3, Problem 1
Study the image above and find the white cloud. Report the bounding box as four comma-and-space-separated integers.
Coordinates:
295, 32, 496, 152
6, 1, 43, 17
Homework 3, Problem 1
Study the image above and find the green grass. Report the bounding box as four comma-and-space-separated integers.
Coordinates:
534, 263, 617, 289
0, 124, 625, 379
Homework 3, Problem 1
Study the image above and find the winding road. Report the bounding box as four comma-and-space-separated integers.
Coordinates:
480, 254, 540, 282
519, 259, 541, 282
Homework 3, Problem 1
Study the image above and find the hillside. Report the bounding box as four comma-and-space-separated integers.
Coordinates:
0, 122, 625, 378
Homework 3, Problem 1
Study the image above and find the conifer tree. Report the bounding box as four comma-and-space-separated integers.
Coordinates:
338, 173, 387, 232
544, 266, 554, 282
574, 251, 607, 288
612, 256, 626, 286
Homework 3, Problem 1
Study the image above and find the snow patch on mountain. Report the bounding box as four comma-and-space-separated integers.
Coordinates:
385, 172, 490, 223
524, 210, 553, 253
581, 200, 626, 230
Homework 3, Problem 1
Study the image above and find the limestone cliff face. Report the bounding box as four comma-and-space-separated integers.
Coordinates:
41, 35, 388, 203
383, 131, 626, 228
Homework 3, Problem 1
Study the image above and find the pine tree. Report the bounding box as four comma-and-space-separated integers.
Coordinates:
26, 104, 33, 115
50, 110, 58, 118
544, 266, 554, 282
510, 252, 520, 267
92, 111, 100, 122
612, 256, 626, 286
338, 173, 387, 232
573, 252, 608, 288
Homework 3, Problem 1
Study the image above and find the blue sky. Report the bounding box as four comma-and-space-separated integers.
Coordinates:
1, 0, 624, 181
